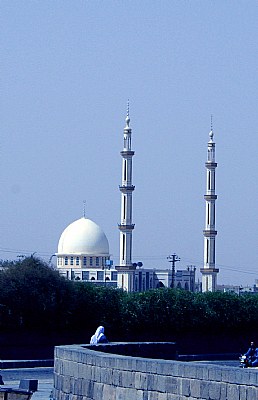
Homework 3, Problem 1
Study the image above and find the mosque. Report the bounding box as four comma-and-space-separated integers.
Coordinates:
56, 109, 218, 292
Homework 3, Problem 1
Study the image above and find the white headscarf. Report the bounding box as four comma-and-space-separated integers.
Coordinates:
90, 326, 105, 345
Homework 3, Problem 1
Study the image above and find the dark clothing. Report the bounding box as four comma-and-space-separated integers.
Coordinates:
245, 345, 256, 361
244, 345, 258, 367
98, 334, 108, 344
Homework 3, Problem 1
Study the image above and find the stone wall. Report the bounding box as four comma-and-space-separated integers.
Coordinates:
53, 343, 258, 400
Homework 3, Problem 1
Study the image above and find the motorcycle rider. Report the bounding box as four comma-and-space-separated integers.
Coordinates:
244, 341, 256, 362
243, 341, 258, 367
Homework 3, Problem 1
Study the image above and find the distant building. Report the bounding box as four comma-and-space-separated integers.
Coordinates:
56, 108, 197, 292
217, 284, 257, 295
55, 215, 197, 292
56, 217, 117, 286
175, 266, 196, 292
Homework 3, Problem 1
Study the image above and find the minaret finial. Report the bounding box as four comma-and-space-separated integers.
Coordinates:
209, 114, 214, 141
125, 100, 130, 127
83, 200, 86, 218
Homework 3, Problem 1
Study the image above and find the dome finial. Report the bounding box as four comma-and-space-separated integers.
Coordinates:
125, 99, 130, 127
83, 200, 86, 218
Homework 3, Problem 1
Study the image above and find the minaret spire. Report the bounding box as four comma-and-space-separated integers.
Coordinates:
117, 104, 135, 270
126, 99, 130, 126
83, 200, 86, 218
200, 121, 219, 292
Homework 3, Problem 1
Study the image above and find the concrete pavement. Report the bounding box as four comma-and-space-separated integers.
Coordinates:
0, 367, 53, 399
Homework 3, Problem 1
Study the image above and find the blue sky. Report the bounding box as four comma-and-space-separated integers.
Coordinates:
0, 1, 257, 285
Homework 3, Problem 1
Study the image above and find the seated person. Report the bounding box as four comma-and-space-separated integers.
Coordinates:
90, 326, 109, 345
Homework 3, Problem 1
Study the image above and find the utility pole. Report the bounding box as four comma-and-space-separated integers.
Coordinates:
167, 253, 180, 288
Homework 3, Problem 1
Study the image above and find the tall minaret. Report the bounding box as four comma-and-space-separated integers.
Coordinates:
117, 103, 135, 269
200, 121, 219, 292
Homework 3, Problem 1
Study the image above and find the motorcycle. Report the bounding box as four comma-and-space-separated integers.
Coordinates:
239, 354, 252, 368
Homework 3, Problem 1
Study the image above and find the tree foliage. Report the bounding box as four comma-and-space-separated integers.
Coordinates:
0, 257, 258, 348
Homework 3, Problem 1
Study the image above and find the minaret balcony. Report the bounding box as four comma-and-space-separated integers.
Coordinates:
205, 162, 217, 168
203, 229, 217, 236
120, 150, 135, 157
204, 194, 217, 201
200, 267, 219, 274
119, 185, 135, 193
118, 223, 135, 231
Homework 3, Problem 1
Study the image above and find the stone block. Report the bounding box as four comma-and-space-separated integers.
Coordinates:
157, 392, 168, 400
100, 366, 112, 384
165, 376, 178, 394
135, 389, 148, 400
134, 371, 148, 390
239, 385, 247, 399
115, 386, 134, 400
74, 378, 83, 395
111, 369, 122, 386
228, 369, 238, 384
92, 365, 101, 381
86, 379, 94, 398
208, 381, 221, 400
184, 364, 198, 379
227, 384, 240, 400
146, 372, 157, 391
248, 370, 258, 386
121, 370, 135, 388
146, 359, 158, 374
148, 392, 159, 400
194, 364, 208, 381
135, 358, 148, 373
190, 378, 201, 398
247, 386, 258, 400
93, 381, 104, 398
200, 380, 209, 399
169, 361, 180, 377
60, 375, 71, 394
221, 368, 230, 383
208, 366, 222, 382
219, 382, 228, 400
156, 361, 174, 376
181, 378, 190, 397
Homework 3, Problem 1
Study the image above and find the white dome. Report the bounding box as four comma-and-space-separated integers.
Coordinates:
57, 217, 109, 255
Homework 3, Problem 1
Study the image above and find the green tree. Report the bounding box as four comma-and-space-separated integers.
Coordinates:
0, 256, 73, 330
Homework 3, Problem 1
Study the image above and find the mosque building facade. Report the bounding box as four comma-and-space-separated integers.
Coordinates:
56, 217, 117, 285
56, 109, 214, 292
